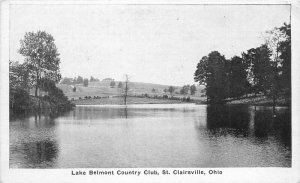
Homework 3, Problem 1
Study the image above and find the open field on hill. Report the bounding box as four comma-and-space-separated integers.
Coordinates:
57, 81, 206, 100
72, 96, 203, 105
57, 81, 289, 106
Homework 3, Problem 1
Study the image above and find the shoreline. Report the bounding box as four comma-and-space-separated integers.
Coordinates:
71, 95, 290, 107
71, 96, 195, 106
226, 95, 290, 107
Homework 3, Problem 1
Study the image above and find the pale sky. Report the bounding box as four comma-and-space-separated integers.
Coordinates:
9, 4, 290, 86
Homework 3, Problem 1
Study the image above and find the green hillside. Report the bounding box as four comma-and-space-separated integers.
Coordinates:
56, 81, 205, 100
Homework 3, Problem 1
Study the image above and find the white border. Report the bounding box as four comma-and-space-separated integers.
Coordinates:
1, 1, 300, 183
2, 0, 295, 5
1, 1, 10, 183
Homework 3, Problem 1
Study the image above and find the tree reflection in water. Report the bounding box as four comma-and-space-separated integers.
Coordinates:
206, 105, 250, 137
205, 105, 291, 148
254, 108, 291, 147
21, 140, 58, 168
10, 104, 291, 168
10, 114, 59, 168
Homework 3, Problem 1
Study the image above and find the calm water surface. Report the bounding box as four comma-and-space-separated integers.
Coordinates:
10, 104, 291, 168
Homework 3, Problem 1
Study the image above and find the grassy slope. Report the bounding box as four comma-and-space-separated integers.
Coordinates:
57, 81, 206, 100
73, 96, 191, 105
57, 82, 289, 106
226, 94, 290, 106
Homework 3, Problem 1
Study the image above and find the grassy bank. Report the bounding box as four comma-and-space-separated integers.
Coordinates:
57, 82, 206, 100
226, 95, 290, 107
72, 96, 203, 105
71, 95, 291, 107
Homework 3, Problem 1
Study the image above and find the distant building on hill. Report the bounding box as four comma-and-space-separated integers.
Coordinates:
102, 78, 114, 82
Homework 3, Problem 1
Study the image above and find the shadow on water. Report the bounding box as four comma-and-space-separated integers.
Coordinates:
205, 104, 291, 148
19, 140, 58, 168
74, 106, 131, 120
20, 114, 58, 128
253, 109, 273, 138
10, 104, 291, 168
10, 114, 59, 168
254, 107, 291, 148
206, 105, 250, 137
72, 106, 181, 120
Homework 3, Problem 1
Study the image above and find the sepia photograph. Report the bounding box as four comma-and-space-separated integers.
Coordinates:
1, 1, 300, 183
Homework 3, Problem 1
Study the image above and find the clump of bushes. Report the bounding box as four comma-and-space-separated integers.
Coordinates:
10, 81, 74, 116
9, 88, 31, 115
42, 86, 74, 114
182, 96, 191, 102
186, 96, 190, 102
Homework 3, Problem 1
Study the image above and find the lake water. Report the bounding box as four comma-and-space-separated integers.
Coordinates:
10, 104, 291, 168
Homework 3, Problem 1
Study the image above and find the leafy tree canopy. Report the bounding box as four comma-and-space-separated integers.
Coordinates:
18, 31, 61, 96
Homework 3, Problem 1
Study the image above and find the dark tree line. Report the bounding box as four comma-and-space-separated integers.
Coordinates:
61, 75, 99, 85
9, 61, 32, 113
194, 23, 291, 104
179, 84, 197, 95
180, 85, 189, 95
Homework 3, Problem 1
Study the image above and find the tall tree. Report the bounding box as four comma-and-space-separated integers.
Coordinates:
278, 23, 291, 96
18, 31, 61, 97
194, 56, 208, 86
264, 23, 291, 106
190, 84, 197, 95
243, 45, 272, 95
73, 77, 77, 84
110, 80, 116, 88
118, 82, 123, 88
77, 76, 83, 83
168, 86, 175, 97
228, 56, 249, 99
90, 76, 95, 82
205, 51, 228, 103
180, 85, 190, 95
83, 78, 89, 87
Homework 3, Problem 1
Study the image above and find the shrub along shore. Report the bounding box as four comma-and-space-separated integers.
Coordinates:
10, 90, 75, 118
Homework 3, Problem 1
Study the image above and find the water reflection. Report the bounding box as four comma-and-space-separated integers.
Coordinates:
75, 106, 131, 119
18, 141, 58, 168
254, 109, 272, 138
10, 104, 291, 168
253, 107, 291, 148
10, 115, 59, 168
201, 105, 291, 167
205, 105, 291, 147
206, 105, 250, 137
72, 105, 193, 120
